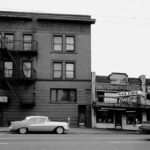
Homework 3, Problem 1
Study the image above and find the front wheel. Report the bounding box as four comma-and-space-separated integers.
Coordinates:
56, 127, 64, 134
19, 127, 28, 134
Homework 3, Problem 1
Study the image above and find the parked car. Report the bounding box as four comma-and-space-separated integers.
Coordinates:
9, 116, 70, 134
138, 121, 150, 133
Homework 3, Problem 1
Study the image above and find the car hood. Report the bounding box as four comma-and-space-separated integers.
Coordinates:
10, 121, 24, 125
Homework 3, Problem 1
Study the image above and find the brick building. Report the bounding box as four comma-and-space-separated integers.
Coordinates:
0, 11, 95, 127
92, 72, 150, 130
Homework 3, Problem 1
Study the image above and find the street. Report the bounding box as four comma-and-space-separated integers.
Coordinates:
0, 132, 150, 150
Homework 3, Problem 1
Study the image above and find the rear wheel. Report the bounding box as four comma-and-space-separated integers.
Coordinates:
56, 127, 64, 134
19, 127, 28, 134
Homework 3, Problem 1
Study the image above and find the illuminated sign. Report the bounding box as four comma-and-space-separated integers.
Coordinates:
0, 96, 8, 103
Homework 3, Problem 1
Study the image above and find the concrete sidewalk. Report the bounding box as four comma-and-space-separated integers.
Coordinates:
0, 127, 138, 134
69, 127, 138, 134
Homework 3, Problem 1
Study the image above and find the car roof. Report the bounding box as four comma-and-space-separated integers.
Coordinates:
25, 116, 48, 120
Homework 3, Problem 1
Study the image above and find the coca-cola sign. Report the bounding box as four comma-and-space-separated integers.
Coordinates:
118, 95, 137, 105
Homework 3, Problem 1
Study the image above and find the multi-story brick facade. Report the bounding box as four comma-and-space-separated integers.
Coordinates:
92, 72, 150, 130
0, 11, 95, 127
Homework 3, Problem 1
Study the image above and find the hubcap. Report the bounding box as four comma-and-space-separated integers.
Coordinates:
57, 127, 63, 134
19, 128, 27, 134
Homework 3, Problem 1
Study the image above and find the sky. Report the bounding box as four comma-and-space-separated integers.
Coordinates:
1, 0, 150, 78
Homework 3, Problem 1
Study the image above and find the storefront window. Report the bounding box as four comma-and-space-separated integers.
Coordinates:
126, 111, 142, 125
96, 109, 113, 123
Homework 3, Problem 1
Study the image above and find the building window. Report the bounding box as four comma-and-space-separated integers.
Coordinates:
50, 89, 76, 102
23, 34, 32, 51
23, 62, 32, 78
96, 110, 113, 123
65, 36, 75, 52
53, 36, 63, 52
53, 62, 62, 79
126, 111, 142, 125
4, 62, 13, 77
147, 93, 150, 100
4, 34, 14, 50
97, 91, 104, 102
65, 62, 75, 79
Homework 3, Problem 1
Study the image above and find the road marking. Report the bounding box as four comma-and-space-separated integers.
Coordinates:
0, 143, 8, 145
110, 141, 147, 144
0, 138, 18, 140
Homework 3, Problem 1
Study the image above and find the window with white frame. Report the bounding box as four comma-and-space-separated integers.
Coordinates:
53, 36, 63, 52
65, 62, 75, 79
65, 36, 75, 52
23, 34, 32, 51
4, 62, 13, 77
53, 62, 62, 79
4, 34, 14, 50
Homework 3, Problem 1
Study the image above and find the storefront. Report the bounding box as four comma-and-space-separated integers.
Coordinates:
91, 72, 150, 130
93, 91, 146, 130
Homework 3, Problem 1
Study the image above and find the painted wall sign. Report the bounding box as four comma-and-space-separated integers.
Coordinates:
109, 73, 128, 85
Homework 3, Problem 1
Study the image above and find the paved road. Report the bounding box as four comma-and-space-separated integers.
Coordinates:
0, 133, 150, 150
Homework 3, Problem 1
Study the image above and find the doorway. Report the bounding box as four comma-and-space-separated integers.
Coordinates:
115, 112, 122, 129
78, 105, 86, 127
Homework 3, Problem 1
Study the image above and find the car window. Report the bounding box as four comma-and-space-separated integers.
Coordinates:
38, 118, 47, 123
28, 118, 38, 124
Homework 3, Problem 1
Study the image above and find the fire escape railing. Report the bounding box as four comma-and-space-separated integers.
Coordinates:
0, 39, 38, 52
0, 38, 36, 107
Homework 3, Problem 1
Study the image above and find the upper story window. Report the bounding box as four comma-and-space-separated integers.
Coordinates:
65, 62, 75, 79
65, 36, 75, 52
97, 91, 104, 102
23, 34, 32, 51
4, 33, 14, 50
53, 62, 62, 79
4, 61, 13, 77
53, 35, 75, 53
23, 61, 32, 78
53, 36, 63, 52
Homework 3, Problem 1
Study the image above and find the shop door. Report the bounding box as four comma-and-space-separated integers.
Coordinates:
115, 113, 122, 129
78, 105, 86, 127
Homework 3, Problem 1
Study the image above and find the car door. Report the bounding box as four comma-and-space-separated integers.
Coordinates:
27, 118, 40, 131
37, 118, 56, 132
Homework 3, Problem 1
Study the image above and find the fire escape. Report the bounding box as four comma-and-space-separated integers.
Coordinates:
0, 37, 38, 108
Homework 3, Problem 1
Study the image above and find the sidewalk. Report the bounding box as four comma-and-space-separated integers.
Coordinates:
70, 127, 138, 134
0, 127, 138, 134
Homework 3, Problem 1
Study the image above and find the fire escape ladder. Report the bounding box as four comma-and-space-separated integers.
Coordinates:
5, 49, 26, 81
5, 81, 23, 105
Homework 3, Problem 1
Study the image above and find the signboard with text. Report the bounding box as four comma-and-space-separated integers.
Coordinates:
0, 96, 8, 103
117, 91, 144, 106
